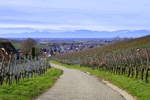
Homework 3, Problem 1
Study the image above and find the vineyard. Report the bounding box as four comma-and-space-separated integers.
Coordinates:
80, 48, 150, 82
0, 55, 50, 85
53, 36, 150, 82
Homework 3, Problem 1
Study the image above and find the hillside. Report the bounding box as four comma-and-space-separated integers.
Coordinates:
55, 35, 150, 59
0, 38, 9, 42
0, 38, 21, 49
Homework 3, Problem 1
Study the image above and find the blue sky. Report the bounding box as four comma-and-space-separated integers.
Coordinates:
0, 0, 150, 37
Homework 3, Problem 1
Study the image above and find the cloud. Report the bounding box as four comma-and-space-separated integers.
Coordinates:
0, 0, 150, 37
1, 24, 150, 34
0, 24, 113, 32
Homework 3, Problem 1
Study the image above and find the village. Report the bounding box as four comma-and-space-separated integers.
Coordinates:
38, 38, 114, 56
0, 38, 111, 60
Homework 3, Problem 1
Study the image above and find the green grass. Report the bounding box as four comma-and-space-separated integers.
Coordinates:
0, 68, 63, 100
51, 60, 150, 100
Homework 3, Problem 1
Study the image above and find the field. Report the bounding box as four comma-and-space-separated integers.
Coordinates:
0, 55, 52, 85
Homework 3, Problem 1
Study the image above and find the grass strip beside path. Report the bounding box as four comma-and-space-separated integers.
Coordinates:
0, 68, 63, 100
51, 60, 150, 100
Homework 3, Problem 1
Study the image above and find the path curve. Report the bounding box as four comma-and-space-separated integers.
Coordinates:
36, 63, 125, 100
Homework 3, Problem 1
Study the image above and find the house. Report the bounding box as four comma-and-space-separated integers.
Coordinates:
0, 41, 17, 60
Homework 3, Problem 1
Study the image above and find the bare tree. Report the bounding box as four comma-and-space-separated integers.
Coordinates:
21, 38, 37, 56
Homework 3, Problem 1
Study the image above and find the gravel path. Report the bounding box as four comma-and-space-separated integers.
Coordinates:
36, 63, 125, 100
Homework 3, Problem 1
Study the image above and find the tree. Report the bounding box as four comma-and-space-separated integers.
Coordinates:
21, 38, 37, 56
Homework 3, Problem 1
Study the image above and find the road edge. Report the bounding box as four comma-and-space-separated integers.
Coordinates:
84, 71, 136, 100
102, 79, 136, 100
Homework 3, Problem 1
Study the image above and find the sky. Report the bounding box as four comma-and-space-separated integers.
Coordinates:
0, 0, 150, 38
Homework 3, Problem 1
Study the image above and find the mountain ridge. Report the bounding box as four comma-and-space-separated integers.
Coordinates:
0, 29, 150, 38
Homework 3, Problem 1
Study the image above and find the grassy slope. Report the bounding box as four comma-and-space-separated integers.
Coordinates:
0, 68, 63, 100
0, 38, 21, 49
51, 60, 150, 100
11, 41, 22, 49
55, 35, 150, 59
